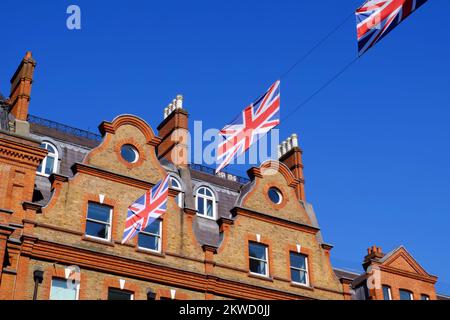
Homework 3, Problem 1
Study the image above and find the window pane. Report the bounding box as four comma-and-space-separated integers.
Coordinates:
86, 220, 108, 239
108, 288, 132, 300
205, 188, 213, 197
87, 203, 111, 223
138, 233, 159, 251
37, 161, 43, 173
198, 188, 206, 195
46, 144, 56, 154
44, 156, 55, 175
142, 220, 161, 235
399, 290, 413, 300
290, 252, 306, 269
421, 294, 429, 300
175, 193, 183, 207
170, 178, 180, 189
197, 197, 204, 214
206, 199, 213, 217
50, 278, 77, 300
382, 286, 391, 300
291, 269, 307, 284
249, 243, 267, 260
249, 258, 266, 275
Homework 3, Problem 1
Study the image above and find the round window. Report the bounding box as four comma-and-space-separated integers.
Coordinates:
120, 144, 139, 163
268, 187, 282, 204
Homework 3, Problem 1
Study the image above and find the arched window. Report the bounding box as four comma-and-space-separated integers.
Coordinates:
195, 186, 216, 219
37, 142, 58, 176
170, 176, 183, 208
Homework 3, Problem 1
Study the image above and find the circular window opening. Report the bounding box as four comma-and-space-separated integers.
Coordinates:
268, 187, 282, 204
121, 144, 139, 163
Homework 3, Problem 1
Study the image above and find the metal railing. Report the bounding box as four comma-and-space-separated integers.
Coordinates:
190, 163, 250, 184
28, 115, 102, 141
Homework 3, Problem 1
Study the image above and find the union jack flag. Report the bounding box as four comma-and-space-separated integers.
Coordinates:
356, 0, 428, 56
216, 80, 280, 173
121, 175, 169, 244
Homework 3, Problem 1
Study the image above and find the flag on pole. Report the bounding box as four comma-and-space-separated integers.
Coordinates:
121, 175, 170, 244
216, 80, 280, 173
356, 0, 428, 56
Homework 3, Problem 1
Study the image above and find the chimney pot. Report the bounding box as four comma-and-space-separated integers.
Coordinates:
287, 137, 293, 151
175, 95, 183, 109
291, 133, 299, 147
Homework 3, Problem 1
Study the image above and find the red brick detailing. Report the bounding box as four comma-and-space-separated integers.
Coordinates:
279, 147, 306, 201
9, 52, 36, 121
286, 244, 315, 288
99, 115, 161, 147
157, 288, 189, 300
362, 246, 438, 300
245, 234, 274, 279
80, 194, 117, 245
157, 109, 189, 167
113, 137, 147, 169
103, 277, 141, 300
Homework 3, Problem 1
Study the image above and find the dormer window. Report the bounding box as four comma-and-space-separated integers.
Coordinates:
195, 186, 216, 219
37, 142, 58, 176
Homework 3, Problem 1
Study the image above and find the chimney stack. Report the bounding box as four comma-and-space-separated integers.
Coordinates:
9, 51, 36, 135
157, 94, 189, 167
278, 133, 305, 201
363, 245, 385, 270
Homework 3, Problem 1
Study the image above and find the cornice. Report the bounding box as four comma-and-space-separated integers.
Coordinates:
71, 163, 179, 196
23, 238, 315, 300
231, 206, 319, 234
0, 136, 47, 166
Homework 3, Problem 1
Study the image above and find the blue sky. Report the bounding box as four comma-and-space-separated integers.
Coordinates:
2, 0, 449, 293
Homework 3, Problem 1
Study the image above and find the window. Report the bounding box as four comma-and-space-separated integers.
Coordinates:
249, 242, 269, 277
120, 144, 139, 163
382, 285, 392, 300
170, 177, 183, 208
49, 278, 78, 300
85, 202, 112, 241
268, 187, 282, 204
108, 288, 133, 300
195, 187, 216, 219
399, 289, 413, 300
37, 142, 58, 176
421, 294, 430, 300
290, 252, 309, 286
138, 219, 162, 252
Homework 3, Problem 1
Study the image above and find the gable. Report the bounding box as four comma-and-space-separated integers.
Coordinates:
381, 247, 430, 277
83, 115, 166, 184
239, 161, 312, 226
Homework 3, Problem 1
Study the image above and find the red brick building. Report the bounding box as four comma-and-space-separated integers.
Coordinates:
0, 52, 444, 300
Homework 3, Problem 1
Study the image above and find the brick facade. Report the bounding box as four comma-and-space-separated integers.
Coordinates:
0, 52, 442, 300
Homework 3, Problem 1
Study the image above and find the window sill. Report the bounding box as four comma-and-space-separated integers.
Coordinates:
290, 282, 313, 291
248, 273, 274, 282
82, 235, 114, 247
196, 214, 217, 221
36, 172, 51, 178
136, 248, 165, 257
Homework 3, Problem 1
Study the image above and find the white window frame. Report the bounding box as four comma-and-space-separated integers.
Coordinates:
49, 277, 80, 300
290, 252, 310, 287
138, 219, 162, 253
37, 141, 58, 177
195, 186, 216, 220
170, 176, 184, 208
399, 289, 414, 300
85, 202, 112, 242
249, 242, 269, 277
108, 288, 134, 300
382, 285, 392, 300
